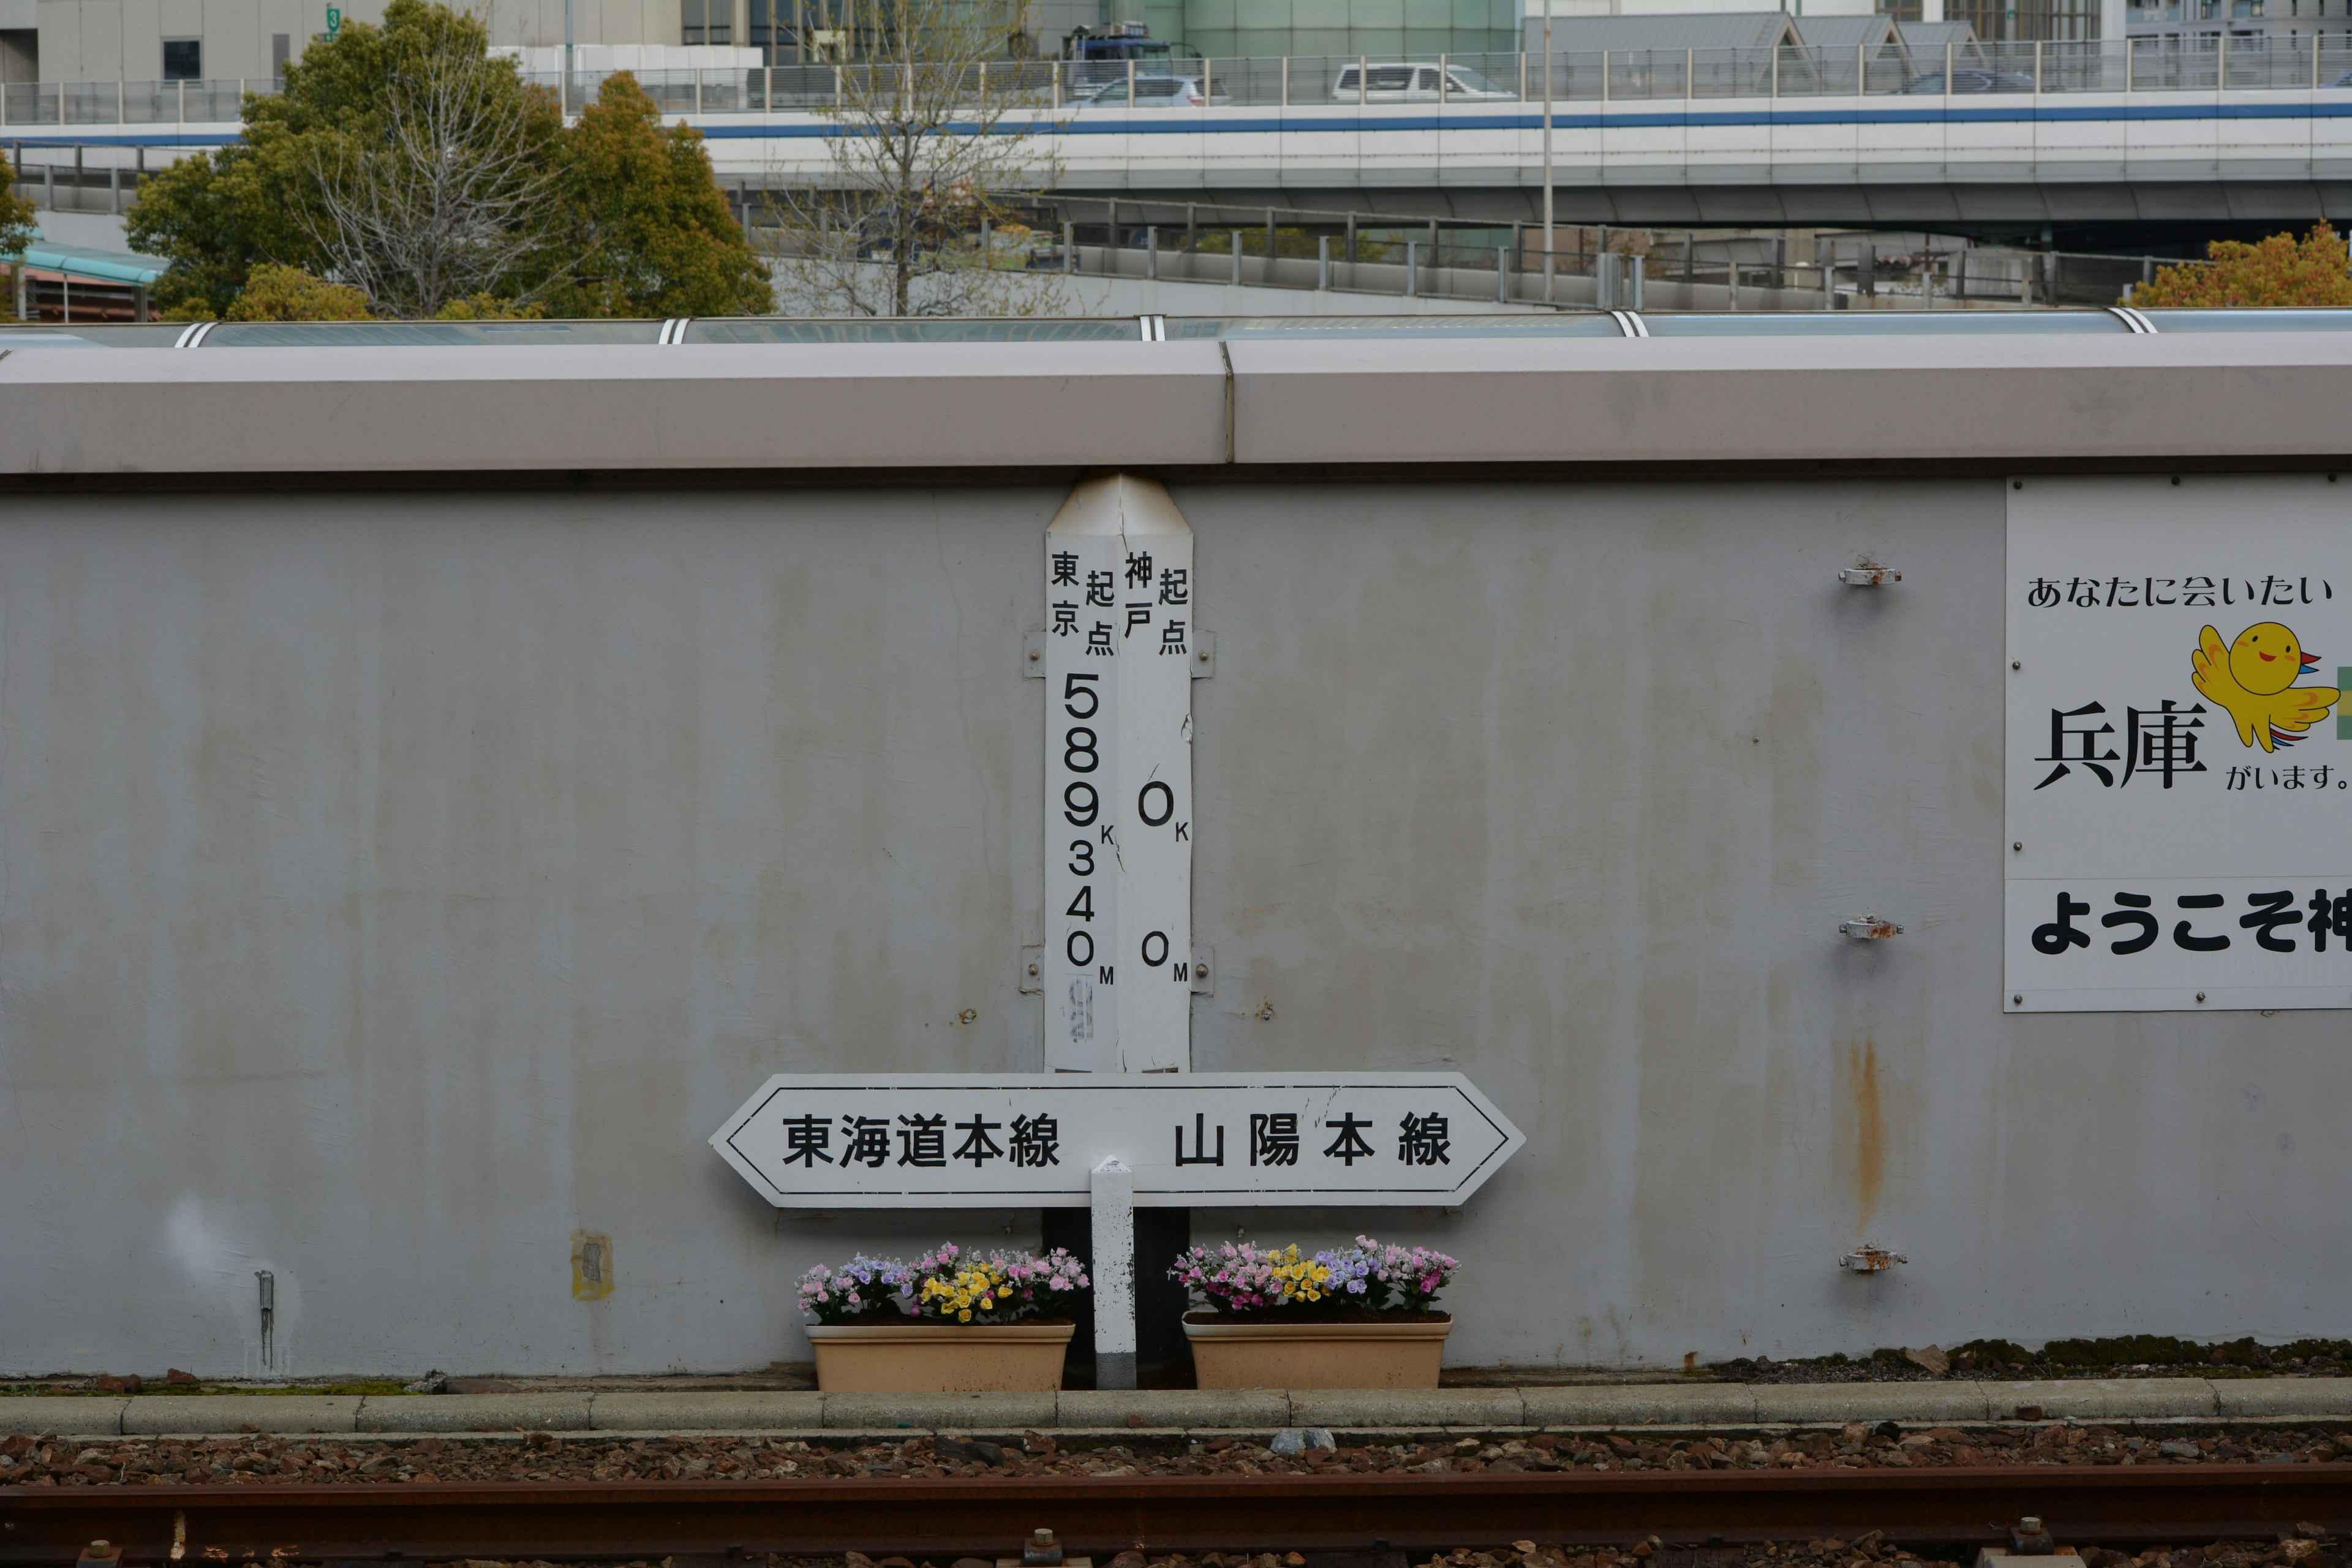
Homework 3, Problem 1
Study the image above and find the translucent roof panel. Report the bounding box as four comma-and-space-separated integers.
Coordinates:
687, 318, 1142, 342
2136, 309, 2352, 332
1643, 311, 2133, 336
197, 320, 670, 347
1165, 314, 1628, 338
0, 324, 191, 347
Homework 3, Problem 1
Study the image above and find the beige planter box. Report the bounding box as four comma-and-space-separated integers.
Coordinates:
1184, 1316, 1452, 1390
806, 1322, 1075, 1392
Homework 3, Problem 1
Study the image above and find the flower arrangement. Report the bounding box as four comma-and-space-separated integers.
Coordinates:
797, 1255, 906, 1326
1170, 1236, 1458, 1319
902, 1243, 1090, 1324
796, 1245, 1090, 1326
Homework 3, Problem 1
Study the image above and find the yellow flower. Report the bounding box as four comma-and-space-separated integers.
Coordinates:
959, 1309, 972, 1322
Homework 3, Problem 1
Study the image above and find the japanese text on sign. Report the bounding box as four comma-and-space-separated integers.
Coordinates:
709, 1074, 1526, 1207
1044, 478, 1196, 1072
2007, 477, 2352, 1012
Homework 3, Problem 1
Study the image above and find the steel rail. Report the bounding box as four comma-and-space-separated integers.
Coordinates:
0, 1468, 2345, 1565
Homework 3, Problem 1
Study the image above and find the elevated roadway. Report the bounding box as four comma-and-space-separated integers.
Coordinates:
693, 92, 2352, 228
15, 89, 2352, 230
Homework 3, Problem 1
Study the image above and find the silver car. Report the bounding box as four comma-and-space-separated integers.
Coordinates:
1330, 61, 1516, 101
1076, 74, 1232, 107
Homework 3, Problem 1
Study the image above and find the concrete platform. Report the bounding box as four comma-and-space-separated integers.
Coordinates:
2, 1379, 2348, 1439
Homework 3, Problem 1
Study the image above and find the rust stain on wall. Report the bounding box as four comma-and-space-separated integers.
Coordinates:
1842, 1039, 1887, 1231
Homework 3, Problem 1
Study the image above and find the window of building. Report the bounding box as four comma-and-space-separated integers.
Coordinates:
1947, 0, 2101, 37
271, 32, 290, 78
163, 37, 202, 78
684, 0, 731, 45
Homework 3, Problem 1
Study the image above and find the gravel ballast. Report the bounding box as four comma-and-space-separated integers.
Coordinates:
4, 1423, 2350, 1487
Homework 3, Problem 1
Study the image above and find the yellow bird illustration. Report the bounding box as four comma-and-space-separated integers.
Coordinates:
2190, 621, 2340, 752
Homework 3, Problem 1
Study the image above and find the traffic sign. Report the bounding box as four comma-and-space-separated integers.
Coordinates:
709, 1073, 1525, 1208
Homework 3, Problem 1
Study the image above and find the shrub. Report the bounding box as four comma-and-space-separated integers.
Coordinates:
2133, 223, 2352, 308
224, 263, 372, 321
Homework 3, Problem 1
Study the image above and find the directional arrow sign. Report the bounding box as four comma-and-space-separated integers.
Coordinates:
709, 1074, 1524, 1208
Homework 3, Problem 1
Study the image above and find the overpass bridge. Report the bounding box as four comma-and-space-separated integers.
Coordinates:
696, 93, 2352, 229
10, 42, 2352, 232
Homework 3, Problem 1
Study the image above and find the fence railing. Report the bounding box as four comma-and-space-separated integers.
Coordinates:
6, 36, 2352, 127
1022, 217, 2198, 310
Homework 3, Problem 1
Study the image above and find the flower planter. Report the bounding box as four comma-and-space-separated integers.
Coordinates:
806, 1322, 1076, 1392
1183, 1316, 1452, 1390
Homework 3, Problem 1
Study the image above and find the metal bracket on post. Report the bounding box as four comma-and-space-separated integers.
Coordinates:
1023, 630, 1048, 675
1091, 1157, 1136, 1390
1190, 630, 1215, 678
1020, 944, 1044, 993
1189, 946, 1215, 995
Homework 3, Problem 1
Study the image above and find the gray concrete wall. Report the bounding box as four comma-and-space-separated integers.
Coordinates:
0, 472, 2339, 1378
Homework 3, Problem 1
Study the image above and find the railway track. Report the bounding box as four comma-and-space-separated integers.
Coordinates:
1, 1468, 2345, 1565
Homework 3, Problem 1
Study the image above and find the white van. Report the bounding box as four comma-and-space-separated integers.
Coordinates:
1329, 61, 1517, 101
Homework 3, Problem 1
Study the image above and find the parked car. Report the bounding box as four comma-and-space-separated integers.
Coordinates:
1899, 67, 2039, 92
1074, 73, 1232, 107
1329, 61, 1517, 101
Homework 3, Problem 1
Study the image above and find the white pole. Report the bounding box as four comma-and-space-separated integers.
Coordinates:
1542, 0, 1554, 303
1091, 1156, 1136, 1390
564, 0, 574, 116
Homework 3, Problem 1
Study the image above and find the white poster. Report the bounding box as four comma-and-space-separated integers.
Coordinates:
1043, 476, 1196, 1071
2007, 475, 2352, 1012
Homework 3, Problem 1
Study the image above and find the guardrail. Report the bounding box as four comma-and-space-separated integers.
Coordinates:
4, 36, 2350, 127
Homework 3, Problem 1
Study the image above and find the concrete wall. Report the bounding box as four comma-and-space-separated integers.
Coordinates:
0, 467, 2340, 1378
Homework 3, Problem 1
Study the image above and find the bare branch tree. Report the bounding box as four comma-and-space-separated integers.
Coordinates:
304, 51, 565, 318
764, 0, 1067, 317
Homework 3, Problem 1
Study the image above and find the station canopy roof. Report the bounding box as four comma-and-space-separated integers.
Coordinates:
0, 238, 168, 288
1787, 13, 1901, 51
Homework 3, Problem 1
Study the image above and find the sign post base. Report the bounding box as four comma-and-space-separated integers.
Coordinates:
1091, 1156, 1137, 1390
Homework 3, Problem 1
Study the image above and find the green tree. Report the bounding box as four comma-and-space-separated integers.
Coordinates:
0, 148, 34, 323
223, 263, 375, 320
2133, 223, 2352, 309
538, 74, 771, 318
129, 0, 564, 318
130, 10, 772, 320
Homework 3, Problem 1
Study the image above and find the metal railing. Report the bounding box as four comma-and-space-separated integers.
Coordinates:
1033, 221, 2202, 310
6, 36, 2352, 127
3, 143, 153, 213
747, 198, 2212, 312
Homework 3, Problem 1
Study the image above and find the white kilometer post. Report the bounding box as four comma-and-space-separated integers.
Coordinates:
1044, 475, 1196, 1073
1091, 1156, 1137, 1389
